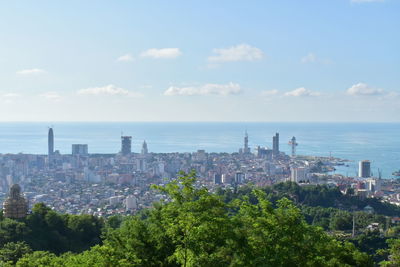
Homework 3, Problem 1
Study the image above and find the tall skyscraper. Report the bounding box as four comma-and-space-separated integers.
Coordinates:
272, 132, 279, 156
72, 144, 88, 156
121, 136, 132, 155
359, 160, 371, 178
48, 127, 54, 157
243, 131, 250, 154
141, 140, 148, 155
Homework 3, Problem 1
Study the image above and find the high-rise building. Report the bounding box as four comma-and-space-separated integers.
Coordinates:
359, 160, 371, 178
124, 195, 138, 211
272, 132, 279, 156
136, 158, 147, 172
221, 174, 229, 184
214, 174, 222, 184
290, 167, 308, 183
48, 127, 54, 157
141, 140, 148, 155
289, 136, 298, 158
243, 131, 250, 154
235, 172, 245, 184
255, 146, 273, 159
121, 136, 132, 155
72, 144, 88, 156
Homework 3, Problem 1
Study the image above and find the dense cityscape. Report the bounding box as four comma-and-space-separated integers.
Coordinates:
1, 0, 399, 265
1, 128, 398, 218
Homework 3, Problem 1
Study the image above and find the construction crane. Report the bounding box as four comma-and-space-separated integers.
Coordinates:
288, 136, 298, 157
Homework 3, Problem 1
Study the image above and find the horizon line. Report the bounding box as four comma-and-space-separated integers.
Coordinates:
0, 121, 399, 124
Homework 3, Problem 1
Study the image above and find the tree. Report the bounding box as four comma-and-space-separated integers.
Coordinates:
0, 241, 32, 265
16, 251, 62, 267
379, 239, 400, 266
349, 231, 387, 263
66, 214, 103, 251
106, 215, 123, 229
0, 219, 29, 247
13, 171, 373, 266
154, 171, 234, 266
330, 210, 353, 231
229, 191, 371, 266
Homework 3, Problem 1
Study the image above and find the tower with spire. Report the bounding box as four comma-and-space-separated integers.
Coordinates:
141, 140, 148, 155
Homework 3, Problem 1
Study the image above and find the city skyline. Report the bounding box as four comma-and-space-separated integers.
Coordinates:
0, 1, 399, 122
1, 2, 400, 265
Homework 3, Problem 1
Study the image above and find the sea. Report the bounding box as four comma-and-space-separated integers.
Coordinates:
0, 122, 399, 179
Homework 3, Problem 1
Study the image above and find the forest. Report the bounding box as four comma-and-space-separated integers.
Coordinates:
1, 171, 400, 266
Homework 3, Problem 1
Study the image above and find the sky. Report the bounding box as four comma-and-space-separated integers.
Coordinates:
0, 0, 399, 122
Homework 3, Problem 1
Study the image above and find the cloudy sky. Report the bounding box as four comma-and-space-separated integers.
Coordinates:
0, 0, 399, 122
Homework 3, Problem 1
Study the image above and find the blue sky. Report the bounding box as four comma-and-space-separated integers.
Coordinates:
0, 0, 399, 121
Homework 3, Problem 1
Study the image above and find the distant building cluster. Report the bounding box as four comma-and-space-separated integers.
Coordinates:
0, 127, 397, 217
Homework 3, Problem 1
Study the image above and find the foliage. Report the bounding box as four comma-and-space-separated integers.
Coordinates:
348, 231, 388, 263
15, 171, 372, 266
329, 210, 353, 231
0, 242, 32, 265
0, 203, 104, 264
379, 238, 400, 266
15, 251, 63, 267
4, 173, 398, 266
218, 181, 400, 216
0, 219, 29, 248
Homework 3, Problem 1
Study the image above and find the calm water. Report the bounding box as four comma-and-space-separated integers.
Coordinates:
0, 122, 399, 178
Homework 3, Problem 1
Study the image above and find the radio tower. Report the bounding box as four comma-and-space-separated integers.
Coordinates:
288, 136, 298, 157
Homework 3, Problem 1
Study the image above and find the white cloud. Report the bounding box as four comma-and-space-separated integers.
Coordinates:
41, 92, 62, 101
301, 53, 317, 63
346, 83, 384, 96
284, 87, 321, 97
164, 82, 242, 96
16, 68, 47, 75
351, 0, 384, 3
117, 53, 134, 62
386, 91, 400, 98
260, 89, 279, 97
208, 44, 264, 62
205, 63, 220, 69
1, 93, 21, 104
140, 48, 182, 59
77, 84, 143, 97
301, 52, 332, 64
3, 93, 21, 98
